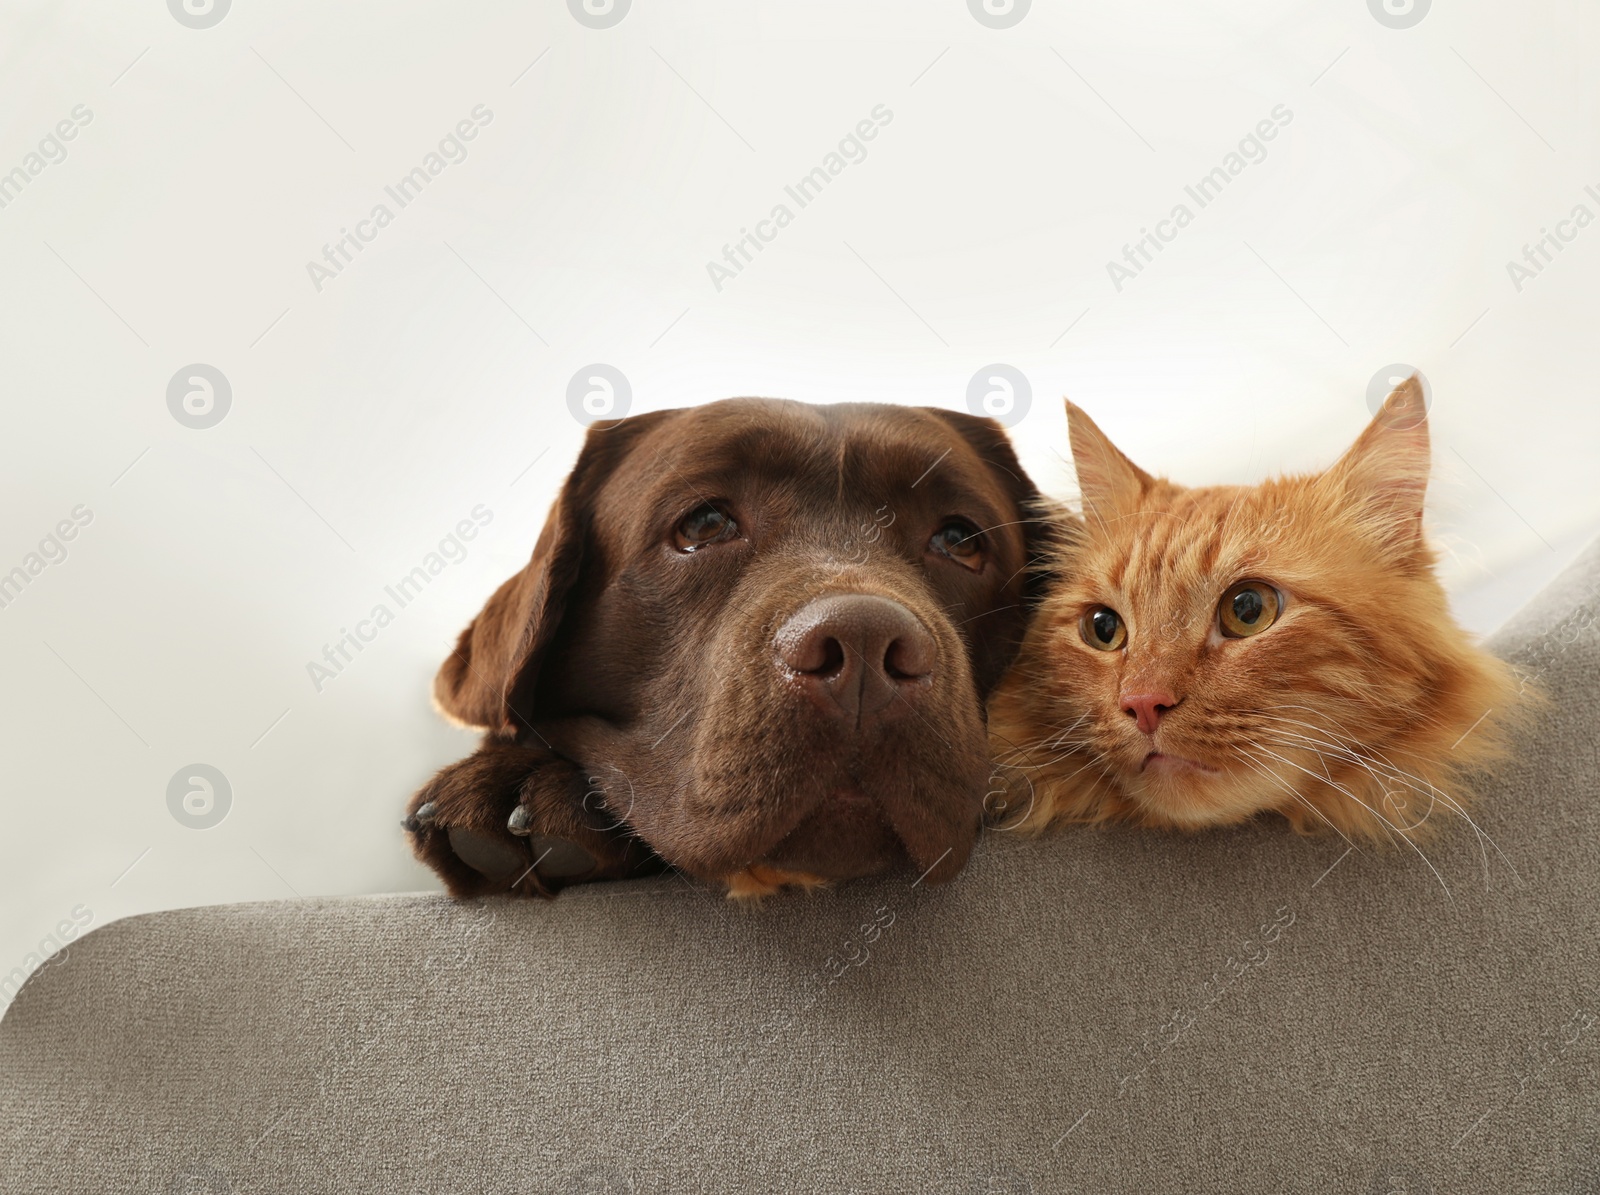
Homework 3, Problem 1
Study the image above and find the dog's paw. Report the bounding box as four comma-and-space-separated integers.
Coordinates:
724, 865, 831, 902
403, 742, 662, 898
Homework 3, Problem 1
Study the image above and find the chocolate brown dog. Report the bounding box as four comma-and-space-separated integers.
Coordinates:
403, 398, 1048, 898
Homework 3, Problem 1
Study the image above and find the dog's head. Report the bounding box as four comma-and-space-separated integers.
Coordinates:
435, 399, 1048, 888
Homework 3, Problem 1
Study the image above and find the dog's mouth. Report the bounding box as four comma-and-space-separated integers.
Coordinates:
817, 785, 875, 815
758, 784, 909, 881
756, 774, 979, 887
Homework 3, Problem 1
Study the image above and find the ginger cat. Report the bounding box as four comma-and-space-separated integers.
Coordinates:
989, 378, 1523, 844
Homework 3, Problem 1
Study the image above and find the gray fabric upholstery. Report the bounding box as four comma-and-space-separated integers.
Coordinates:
4, 539, 1598, 1195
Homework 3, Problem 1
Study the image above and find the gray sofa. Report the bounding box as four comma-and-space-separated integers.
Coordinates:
3, 537, 1597, 1195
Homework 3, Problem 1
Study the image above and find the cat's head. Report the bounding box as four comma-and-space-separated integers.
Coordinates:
996, 378, 1519, 839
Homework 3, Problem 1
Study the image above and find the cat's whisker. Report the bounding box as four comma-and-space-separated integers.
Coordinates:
1240, 743, 1373, 846
1258, 726, 1432, 810
1255, 716, 1466, 820
1043, 714, 1094, 753
1260, 707, 1470, 788
1013, 747, 1097, 772
1256, 730, 1420, 831
1250, 743, 1452, 900
988, 726, 1116, 786
1258, 707, 1414, 760
1258, 729, 1453, 843
1254, 718, 1519, 885
1235, 748, 1359, 851
993, 733, 1098, 768
994, 710, 1108, 760
1260, 706, 1385, 750
1254, 748, 1446, 870
1252, 737, 1437, 854
988, 726, 1081, 759
1408, 786, 1512, 885
1261, 726, 1433, 802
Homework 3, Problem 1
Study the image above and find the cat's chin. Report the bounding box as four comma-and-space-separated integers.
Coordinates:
1140, 751, 1219, 776
1124, 756, 1264, 830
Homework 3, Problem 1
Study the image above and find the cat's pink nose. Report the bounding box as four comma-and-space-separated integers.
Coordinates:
1121, 690, 1178, 735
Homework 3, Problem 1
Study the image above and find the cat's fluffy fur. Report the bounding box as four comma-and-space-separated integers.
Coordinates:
989, 379, 1525, 844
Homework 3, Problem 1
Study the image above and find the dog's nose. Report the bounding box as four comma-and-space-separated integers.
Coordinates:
774, 595, 935, 727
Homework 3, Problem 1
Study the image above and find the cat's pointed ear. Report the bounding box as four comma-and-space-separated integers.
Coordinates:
1328, 375, 1430, 553
1066, 400, 1155, 520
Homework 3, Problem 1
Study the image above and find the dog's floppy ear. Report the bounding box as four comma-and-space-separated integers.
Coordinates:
433, 413, 673, 736
926, 408, 1059, 604
924, 408, 1062, 696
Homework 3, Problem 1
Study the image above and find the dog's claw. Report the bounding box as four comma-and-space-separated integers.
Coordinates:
402, 801, 438, 832
405, 745, 665, 897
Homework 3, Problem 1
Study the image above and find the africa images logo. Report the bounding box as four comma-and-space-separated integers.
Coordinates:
705, 106, 893, 292
568, 0, 630, 29
968, 0, 1031, 30
1106, 105, 1293, 292
305, 106, 494, 293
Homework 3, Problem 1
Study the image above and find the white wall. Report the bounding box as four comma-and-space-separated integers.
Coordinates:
2, 0, 1596, 1007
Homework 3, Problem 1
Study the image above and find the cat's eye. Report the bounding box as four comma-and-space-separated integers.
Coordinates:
929, 519, 984, 569
1080, 605, 1127, 651
1218, 581, 1282, 638
674, 503, 738, 552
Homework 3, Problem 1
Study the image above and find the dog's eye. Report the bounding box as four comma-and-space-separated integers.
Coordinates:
1080, 605, 1127, 651
674, 503, 738, 552
929, 519, 984, 568
1218, 580, 1282, 638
